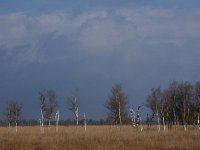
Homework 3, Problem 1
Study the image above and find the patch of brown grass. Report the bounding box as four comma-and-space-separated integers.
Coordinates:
0, 125, 200, 150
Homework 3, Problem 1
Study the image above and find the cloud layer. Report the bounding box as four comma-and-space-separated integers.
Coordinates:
1, 6, 200, 119
1, 8, 200, 64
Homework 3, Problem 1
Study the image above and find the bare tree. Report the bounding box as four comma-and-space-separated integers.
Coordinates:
177, 82, 193, 131
39, 90, 57, 131
6, 100, 22, 132
146, 81, 195, 131
68, 95, 79, 127
105, 84, 129, 127
146, 87, 162, 132
39, 91, 47, 133
168, 81, 179, 127
45, 90, 57, 130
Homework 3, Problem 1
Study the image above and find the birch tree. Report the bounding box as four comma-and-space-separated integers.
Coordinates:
146, 87, 162, 131
39, 90, 57, 132
39, 91, 46, 133
105, 84, 129, 126
68, 95, 79, 127
45, 90, 57, 130
177, 82, 193, 131
146, 81, 196, 130
6, 100, 22, 132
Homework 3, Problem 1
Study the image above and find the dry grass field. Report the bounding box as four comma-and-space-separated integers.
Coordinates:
0, 125, 200, 150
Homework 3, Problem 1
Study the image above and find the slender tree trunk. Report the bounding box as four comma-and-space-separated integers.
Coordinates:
56, 121, 58, 132
40, 109, 44, 133
15, 121, 18, 133
48, 120, 51, 132
157, 115, 160, 132
39, 119, 42, 133
133, 111, 136, 127
166, 110, 169, 131
119, 101, 122, 129
184, 124, 187, 131
84, 113, 87, 132
156, 107, 160, 132
183, 100, 187, 131
173, 108, 177, 130
173, 96, 177, 130
76, 116, 78, 128
41, 122, 44, 133
198, 112, 200, 130
140, 118, 143, 132
162, 116, 166, 132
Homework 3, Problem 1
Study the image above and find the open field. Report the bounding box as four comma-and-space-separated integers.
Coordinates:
0, 125, 200, 150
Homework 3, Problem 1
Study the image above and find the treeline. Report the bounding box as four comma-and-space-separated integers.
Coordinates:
4, 89, 110, 127
3, 84, 132, 127
3, 81, 200, 128
146, 81, 200, 128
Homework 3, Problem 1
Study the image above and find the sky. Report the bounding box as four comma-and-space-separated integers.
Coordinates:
0, 0, 200, 120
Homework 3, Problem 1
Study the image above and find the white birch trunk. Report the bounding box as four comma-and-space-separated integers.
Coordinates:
55, 110, 59, 132
75, 107, 79, 128
15, 121, 18, 133
76, 116, 79, 127
39, 119, 42, 133
184, 124, 187, 131
198, 112, 200, 130
162, 116, 166, 132
40, 109, 44, 133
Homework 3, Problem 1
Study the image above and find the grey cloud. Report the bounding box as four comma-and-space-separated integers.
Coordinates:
1, 8, 200, 66
1, 7, 200, 119
78, 16, 137, 51
116, 8, 200, 44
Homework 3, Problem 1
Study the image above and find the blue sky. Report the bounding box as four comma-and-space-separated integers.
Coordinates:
0, 0, 200, 120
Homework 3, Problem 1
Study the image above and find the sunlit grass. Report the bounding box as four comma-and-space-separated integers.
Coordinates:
0, 125, 200, 150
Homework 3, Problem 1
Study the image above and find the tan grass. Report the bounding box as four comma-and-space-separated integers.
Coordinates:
0, 125, 200, 150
